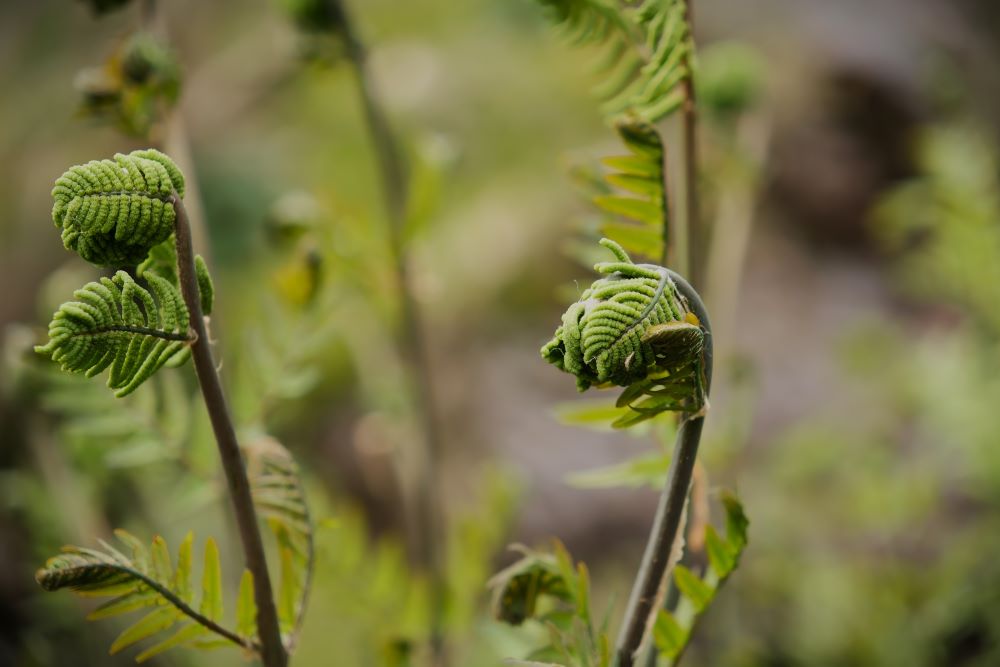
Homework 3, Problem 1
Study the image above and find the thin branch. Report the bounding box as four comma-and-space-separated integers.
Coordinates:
172, 195, 287, 667
327, 1, 449, 664
615, 270, 713, 667
679, 0, 703, 289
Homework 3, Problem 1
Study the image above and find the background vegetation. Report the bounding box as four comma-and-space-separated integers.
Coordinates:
2, 0, 1000, 665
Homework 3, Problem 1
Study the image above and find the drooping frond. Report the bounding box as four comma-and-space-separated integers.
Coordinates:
246, 436, 314, 649
51, 148, 185, 266
36, 530, 258, 663
594, 120, 669, 261
35, 271, 193, 397
653, 493, 748, 666
537, 0, 692, 124
542, 239, 705, 424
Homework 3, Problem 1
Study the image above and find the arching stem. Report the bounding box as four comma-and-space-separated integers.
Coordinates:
614, 271, 712, 667
172, 195, 287, 667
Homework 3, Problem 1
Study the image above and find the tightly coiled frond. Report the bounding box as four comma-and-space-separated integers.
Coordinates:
35, 271, 193, 397
52, 149, 185, 266
542, 239, 706, 423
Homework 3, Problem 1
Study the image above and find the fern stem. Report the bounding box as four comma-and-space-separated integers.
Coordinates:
615, 269, 712, 667
330, 1, 449, 664
679, 0, 703, 288
171, 195, 287, 667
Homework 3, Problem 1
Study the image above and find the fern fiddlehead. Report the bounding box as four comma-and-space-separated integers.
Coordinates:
51, 148, 185, 267
542, 238, 706, 424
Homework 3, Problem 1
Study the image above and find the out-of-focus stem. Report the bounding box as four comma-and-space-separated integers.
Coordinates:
327, 1, 448, 664
680, 0, 703, 289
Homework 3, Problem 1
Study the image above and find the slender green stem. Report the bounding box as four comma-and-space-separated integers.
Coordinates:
327, 1, 448, 663
614, 271, 712, 667
172, 195, 287, 667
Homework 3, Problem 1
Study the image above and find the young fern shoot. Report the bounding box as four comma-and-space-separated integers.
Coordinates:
492, 2, 747, 666
34, 149, 294, 667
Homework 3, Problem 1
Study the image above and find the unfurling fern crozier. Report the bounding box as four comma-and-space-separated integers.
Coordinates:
542, 238, 706, 423
51, 148, 185, 267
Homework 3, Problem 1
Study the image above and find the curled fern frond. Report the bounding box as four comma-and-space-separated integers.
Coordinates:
246, 436, 314, 649
35, 270, 193, 397
51, 149, 185, 266
536, 0, 691, 123
36, 530, 256, 662
542, 238, 705, 423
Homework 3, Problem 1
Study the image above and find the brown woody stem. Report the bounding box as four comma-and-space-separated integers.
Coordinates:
172, 195, 287, 667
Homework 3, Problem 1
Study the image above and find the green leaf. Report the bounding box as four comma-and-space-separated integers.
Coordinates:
135, 623, 206, 663
673, 565, 712, 612
567, 452, 670, 490
653, 610, 687, 659
194, 255, 215, 316
704, 526, 735, 576
175, 532, 193, 603
593, 195, 660, 224
236, 569, 257, 639
553, 399, 634, 431
200, 538, 223, 622
110, 607, 180, 654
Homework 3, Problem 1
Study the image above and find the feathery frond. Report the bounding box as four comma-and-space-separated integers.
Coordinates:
538, 0, 692, 123
36, 530, 258, 662
541, 239, 705, 424
35, 271, 193, 397
51, 149, 185, 267
246, 436, 314, 649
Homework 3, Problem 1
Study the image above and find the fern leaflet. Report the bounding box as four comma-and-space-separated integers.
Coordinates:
36, 530, 258, 662
35, 270, 194, 397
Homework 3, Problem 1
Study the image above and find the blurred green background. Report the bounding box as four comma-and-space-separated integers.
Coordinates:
3, 0, 1000, 665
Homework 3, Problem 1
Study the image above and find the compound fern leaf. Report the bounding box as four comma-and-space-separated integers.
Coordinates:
35, 270, 194, 397
36, 530, 256, 662
246, 436, 314, 649
542, 238, 706, 425
537, 0, 691, 123
51, 148, 185, 267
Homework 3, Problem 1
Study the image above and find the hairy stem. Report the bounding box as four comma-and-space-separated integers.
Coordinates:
326, 1, 448, 663
172, 196, 287, 667
615, 270, 712, 667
